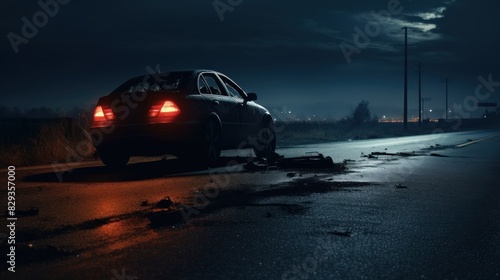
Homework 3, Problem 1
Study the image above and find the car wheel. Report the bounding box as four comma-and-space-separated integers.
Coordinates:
254, 118, 276, 159
99, 149, 130, 167
200, 119, 221, 166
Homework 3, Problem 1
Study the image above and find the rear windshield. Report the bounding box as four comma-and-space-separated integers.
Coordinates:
111, 72, 191, 94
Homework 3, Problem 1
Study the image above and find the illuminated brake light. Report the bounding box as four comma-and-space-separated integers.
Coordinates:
160, 101, 180, 114
149, 101, 180, 118
94, 106, 105, 121
93, 105, 115, 121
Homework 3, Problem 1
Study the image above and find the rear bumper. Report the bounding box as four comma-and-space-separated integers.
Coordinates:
89, 121, 202, 156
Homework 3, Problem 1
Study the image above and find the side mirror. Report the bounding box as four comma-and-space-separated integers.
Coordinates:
246, 92, 257, 101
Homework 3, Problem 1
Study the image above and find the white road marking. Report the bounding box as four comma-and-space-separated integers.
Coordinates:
455, 134, 500, 148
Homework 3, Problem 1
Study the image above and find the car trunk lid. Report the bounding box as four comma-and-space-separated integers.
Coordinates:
99, 90, 183, 124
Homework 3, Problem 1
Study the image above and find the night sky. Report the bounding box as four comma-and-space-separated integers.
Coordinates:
2, 0, 499, 119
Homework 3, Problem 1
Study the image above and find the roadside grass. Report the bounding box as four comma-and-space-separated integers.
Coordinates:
0, 120, 94, 168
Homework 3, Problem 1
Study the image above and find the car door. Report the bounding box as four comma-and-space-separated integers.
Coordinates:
218, 74, 260, 143
199, 73, 240, 147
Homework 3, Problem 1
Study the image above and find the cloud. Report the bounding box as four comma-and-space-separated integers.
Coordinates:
347, 10, 442, 52
390, 18, 438, 34
415, 7, 447, 20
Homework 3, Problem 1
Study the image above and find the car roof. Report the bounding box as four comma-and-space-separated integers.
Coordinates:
183, 69, 223, 75
128, 69, 224, 79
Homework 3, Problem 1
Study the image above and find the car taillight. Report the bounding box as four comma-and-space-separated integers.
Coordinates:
93, 105, 115, 122
148, 101, 180, 118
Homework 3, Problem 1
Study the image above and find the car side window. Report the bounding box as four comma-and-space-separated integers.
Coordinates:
220, 75, 245, 100
225, 82, 241, 98
201, 74, 225, 96
198, 76, 210, 94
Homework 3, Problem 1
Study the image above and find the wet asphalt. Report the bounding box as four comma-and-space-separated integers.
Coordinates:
1, 129, 499, 279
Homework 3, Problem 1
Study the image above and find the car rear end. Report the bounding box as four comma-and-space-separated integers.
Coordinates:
89, 72, 203, 165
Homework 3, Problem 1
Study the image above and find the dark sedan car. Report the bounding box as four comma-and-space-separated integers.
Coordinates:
89, 69, 276, 167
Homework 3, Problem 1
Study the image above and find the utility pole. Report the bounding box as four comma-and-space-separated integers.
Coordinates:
445, 78, 449, 119
421, 98, 431, 121
418, 63, 422, 126
441, 78, 452, 119
403, 27, 408, 130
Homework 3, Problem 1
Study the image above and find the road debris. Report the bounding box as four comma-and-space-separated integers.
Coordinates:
277, 152, 334, 169
148, 197, 183, 227
244, 152, 336, 171
329, 230, 354, 237
243, 161, 268, 171
156, 197, 174, 209
430, 153, 448, 157
371, 151, 416, 157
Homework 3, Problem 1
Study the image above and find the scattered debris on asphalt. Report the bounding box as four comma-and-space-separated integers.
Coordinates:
277, 152, 334, 169
243, 161, 270, 171
370, 151, 416, 157
245, 152, 337, 172
395, 183, 408, 189
148, 197, 183, 228
329, 230, 354, 237
423, 144, 453, 152
156, 197, 174, 209
146, 176, 375, 228
430, 153, 448, 157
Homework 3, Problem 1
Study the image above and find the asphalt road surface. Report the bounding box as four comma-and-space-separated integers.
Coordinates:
1, 129, 499, 280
